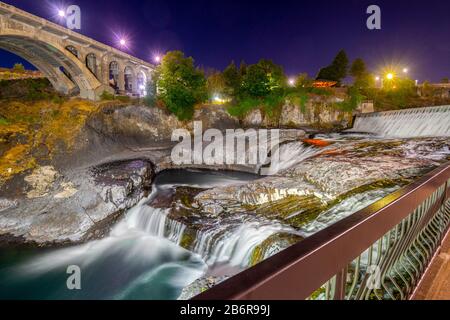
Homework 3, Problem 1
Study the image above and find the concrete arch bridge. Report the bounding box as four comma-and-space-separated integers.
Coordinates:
0, 1, 155, 100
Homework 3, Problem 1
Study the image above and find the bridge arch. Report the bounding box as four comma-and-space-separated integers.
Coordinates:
0, 34, 103, 100
108, 61, 119, 92
65, 45, 79, 58
0, 5, 155, 100
136, 70, 147, 96
124, 65, 135, 94
85, 53, 98, 78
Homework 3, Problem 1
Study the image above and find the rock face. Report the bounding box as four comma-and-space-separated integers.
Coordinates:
0, 160, 153, 245
192, 138, 449, 229
280, 104, 307, 127
242, 109, 263, 127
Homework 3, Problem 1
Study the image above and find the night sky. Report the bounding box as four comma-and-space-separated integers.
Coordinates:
1, 0, 449, 82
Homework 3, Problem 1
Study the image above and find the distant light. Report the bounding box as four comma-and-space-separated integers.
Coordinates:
58, 10, 65, 18
213, 94, 228, 104
386, 73, 394, 80
154, 55, 161, 63
375, 76, 380, 81
288, 78, 295, 86
403, 68, 409, 74
119, 39, 127, 46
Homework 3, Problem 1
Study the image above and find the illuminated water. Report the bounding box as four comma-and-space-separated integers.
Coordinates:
0, 130, 449, 299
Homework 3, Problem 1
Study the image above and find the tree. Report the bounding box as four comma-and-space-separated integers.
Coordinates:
295, 73, 314, 88
441, 77, 449, 83
239, 60, 247, 77
156, 51, 207, 120
316, 50, 349, 85
350, 58, 372, 88
206, 71, 227, 99
222, 61, 241, 98
12, 63, 25, 73
241, 59, 286, 98
350, 58, 367, 79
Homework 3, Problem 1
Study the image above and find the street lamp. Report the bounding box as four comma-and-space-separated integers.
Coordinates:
386, 73, 394, 80
403, 68, 409, 74
58, 10, 65, 18
119, 39, 127, 46
288, 78, 295, 86
154, 55, 161, 63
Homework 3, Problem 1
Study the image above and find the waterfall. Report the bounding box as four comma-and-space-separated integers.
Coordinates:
119, 202, 186, 245
261, 141, 324, 175
123, 199, 296, 268
193, 219, 296, 268
349, 105, 450, 138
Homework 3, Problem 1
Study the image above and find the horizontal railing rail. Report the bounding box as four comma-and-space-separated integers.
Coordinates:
193, 162, 450, 300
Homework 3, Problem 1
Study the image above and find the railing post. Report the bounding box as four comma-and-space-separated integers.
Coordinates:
333, 267, 348, 300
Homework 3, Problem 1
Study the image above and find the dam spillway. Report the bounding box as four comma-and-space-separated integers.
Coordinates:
349, 105, 450, 138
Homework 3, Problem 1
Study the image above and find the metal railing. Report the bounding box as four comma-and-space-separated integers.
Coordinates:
193, 163, 450, 300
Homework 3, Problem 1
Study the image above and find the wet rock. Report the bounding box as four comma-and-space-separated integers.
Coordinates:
0, 159, 154, 245
24, 166, 59, 198
250, 232, 303, 266
0, 198, 17, 212
178, 276, 229, 300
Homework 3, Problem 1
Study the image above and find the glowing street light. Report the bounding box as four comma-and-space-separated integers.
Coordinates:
288, 78, 295, 86
154, 55, 161, 63
58, 9, 65, 18
403, 68, 409, 74
119, 39, 127, 46
386, 73, 394, 80
375, 76, 380, 81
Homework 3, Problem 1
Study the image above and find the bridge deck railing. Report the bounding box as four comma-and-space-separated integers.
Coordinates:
193, 162, 450, 300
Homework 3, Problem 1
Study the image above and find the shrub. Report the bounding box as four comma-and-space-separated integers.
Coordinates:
100, 90, 115, 101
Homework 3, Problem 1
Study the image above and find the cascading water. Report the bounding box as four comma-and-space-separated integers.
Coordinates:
192, 218, 297, 268
1, 126, 448, 300
349, 105, 450, 138
261, 141, 324, 175
122, 204, 186, 245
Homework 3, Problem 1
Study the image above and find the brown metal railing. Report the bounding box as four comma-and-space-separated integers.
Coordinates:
193, 162, 450, 300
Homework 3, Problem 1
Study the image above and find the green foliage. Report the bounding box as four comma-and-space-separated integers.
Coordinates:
295, 73, 314, 88
242, 59, 286, 98
262, 93, 285, 119
350, 58, 372, 89
156, 51, 207, 120
225, 59, 287, 119
316, 49, 349, 85
350, 58, 366, 79
100, 91, 115, 101
116, 95, 131, 103
332, 87, 365, 112
12, 63, 25, 73
362, 78, 419, 110
227, 96, 259, 117
17, 78, 59, 101
0, 117, 9, 125
222, 61, 241, 97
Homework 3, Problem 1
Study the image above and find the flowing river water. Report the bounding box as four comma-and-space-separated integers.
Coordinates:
1, 124, 449, 299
